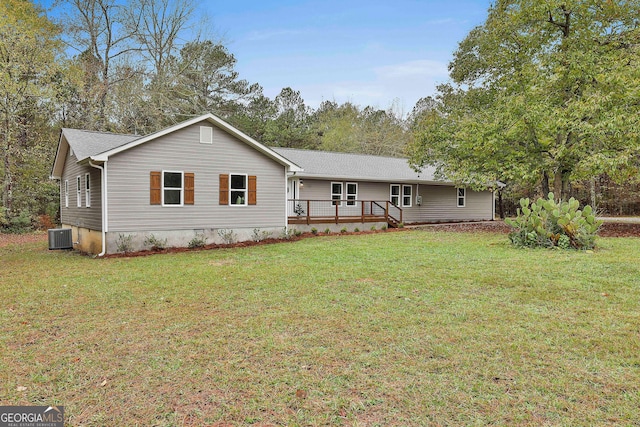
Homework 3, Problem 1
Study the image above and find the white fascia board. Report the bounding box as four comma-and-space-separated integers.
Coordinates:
294, 173, 452, 186
50, 132, 69, 179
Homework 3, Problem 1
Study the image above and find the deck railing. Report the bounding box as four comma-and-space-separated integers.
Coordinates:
287, 199, 402, 226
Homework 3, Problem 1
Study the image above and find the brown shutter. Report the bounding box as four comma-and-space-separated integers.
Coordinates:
150, 171, 161, 205
219, 174, 229, 205
184, 172, 195, 205
248, 175, 257, 205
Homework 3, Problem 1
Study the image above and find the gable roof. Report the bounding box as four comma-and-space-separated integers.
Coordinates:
271, 147, 445, 184
51, 114, 302, 178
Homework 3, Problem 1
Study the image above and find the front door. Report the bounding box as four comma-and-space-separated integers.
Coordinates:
287, 179, 299, 216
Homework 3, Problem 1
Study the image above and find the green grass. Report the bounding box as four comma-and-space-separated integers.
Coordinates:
1, 231, 639, 426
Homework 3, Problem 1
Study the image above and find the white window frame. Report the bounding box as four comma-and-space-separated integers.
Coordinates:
390, 184, 400, 206
346, 182, 358, 206
229, 173, 248, 206
402, 185, 412, 208
200, 126, 213, 144
457, 187, 466, 207
76, 176, 81, 207
64, 180, 69, 208
85, 173, 91, 207
331, 182, 343, 206
162, 170, 184, 207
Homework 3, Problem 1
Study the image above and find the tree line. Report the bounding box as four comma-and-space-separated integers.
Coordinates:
2, 0, 640, 231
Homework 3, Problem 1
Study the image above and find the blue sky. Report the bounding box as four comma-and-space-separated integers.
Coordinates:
38, 0, 493, 111
209, 0, 493, 111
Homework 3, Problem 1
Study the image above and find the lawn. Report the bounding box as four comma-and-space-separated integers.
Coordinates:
1, 230, 639, 426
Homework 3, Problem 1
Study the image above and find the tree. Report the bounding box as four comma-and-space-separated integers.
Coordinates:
0, 0, 63, 218
408, 0, 640, 199
263, 87, 315, 148
171, 40, 262, 121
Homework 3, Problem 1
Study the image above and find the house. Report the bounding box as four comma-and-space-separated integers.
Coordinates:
271, 148, 495, 230
51, 113, 495, 255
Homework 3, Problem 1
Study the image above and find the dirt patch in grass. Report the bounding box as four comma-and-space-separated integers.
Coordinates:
0, 232, 47, 248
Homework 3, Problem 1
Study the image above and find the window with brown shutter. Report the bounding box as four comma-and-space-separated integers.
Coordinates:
184, 173, 195, 205
248, 175, 257, 205
219, 174, 229, 205
150, 171, 161, 205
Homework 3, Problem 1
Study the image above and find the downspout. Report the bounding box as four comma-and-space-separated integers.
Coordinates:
89, 160, 107, 256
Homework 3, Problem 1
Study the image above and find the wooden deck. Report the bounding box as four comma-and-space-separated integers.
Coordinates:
287, 200, 402, 227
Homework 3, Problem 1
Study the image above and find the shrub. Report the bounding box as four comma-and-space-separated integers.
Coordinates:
217, 229, 237, 244
340, 227, 348, 233
353, 227, 360, 232
398, 222, 404, 228
252, 228, 272, 242
116, 234, 134, 253
280, 227, 293, 240
381, 225, 387, 230
505, 193, 602, 250
324, 228, 331, 234
144, 234, 167, 250
188, 233, 207, 248
370, 225, 376, 231
293, 229, 302, 237
310, 227, 318, 235
7, 210, 33, 233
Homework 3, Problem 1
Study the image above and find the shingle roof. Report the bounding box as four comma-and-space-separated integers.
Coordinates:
61, 128, 140, 161
271, 147, 443, 183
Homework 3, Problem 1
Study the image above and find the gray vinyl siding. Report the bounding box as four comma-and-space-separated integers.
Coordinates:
60, 149, 102, 230
106, 122, 286, 232
298, 179, 493, 222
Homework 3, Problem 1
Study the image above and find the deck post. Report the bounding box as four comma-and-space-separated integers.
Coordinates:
306, 200, 310, 225
335, 201, 339, 224
361, 201, 365, 223
385, 201, 389, 223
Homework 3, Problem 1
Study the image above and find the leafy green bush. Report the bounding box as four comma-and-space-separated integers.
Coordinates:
217, 229, 237, 244
505, 193, 602, 250
7, 210, 33, 233
143, 234, 168, 250
310, 227, 318, 235
188, 233, 207, 248
116, 234, 134, 253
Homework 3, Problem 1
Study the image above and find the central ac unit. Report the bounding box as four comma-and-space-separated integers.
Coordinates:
48, 228, 73, 250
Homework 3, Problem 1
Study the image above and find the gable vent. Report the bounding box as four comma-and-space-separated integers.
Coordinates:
48, 228, 73, 250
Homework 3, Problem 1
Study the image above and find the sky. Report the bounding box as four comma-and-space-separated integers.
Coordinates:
37, 0, 494, 112
207, 0, 493, 111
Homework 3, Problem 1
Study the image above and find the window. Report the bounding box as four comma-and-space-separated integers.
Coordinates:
331, 182, 343, 206
390, 184, 400, 206
219, 174, 256, 205
457, 188, 466, 207
76, 176, 81, 207
64, 180, 69, 208
85, 173, 91, 207
346, 182, 357, 206
402, 185, 412, 207
163, 171, 183, 206
200, 126, 213, 144
230, 174, 247, 205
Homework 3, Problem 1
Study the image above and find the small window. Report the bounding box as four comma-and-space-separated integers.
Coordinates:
200, 126, 213, 144
346, 182, 357, 206
76, 176, 81, 207
390, 184, 400, 206
457, 188, 466, 207
402, 185, 412, 207
163, 171, 183, 206
64, 180, 69, 208
331, 182, 343, 206
85, 173, 91, 207
230, 174, 247, 205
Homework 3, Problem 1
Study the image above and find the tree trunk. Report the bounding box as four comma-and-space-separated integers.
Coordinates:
497, 189, 505, 219
553, 170, 563, 200
541, 171, 550, 197
590, 178, 597, 210
2, 115, 12, 216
